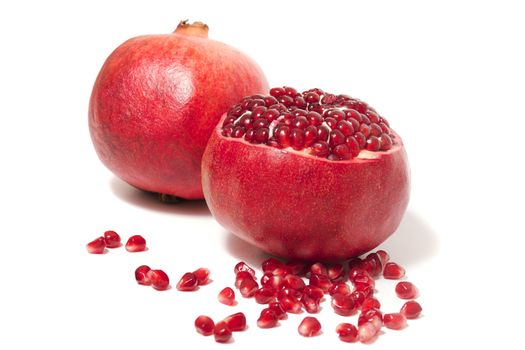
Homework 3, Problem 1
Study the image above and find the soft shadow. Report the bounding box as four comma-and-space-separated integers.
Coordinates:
224, 232, 271, 267
109, 176, 211, 216
378, 210, 440, 267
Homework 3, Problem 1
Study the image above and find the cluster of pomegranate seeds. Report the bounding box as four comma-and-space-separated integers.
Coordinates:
86, 231, 146, 254
196, 312, 247, 343
134, 265, 170, 291
221, 87, 396, 160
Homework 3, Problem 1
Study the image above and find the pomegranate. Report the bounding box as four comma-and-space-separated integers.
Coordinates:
202, 87, 410, 260
89, 20, 268, 200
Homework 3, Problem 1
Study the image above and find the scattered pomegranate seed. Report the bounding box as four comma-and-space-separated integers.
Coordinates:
309, 273, 332, 292
86, 236, 106, 254
361, 297, 381, 312
327, 264, 344, 281
254, 286, 277, 304
383, 313, 407, 330
262, 257, 283, 274
283, 274, 305, 290
336, 323, 358, 343
239, 277, 259, 297
279, 294, 302, 313
383, 262, 406, 280
193, 267, 210, 285
134, 265, 151, 285
103, 230, 121, 248
213, 321, 232, 343
176, 272, 198, 291
235, 271, 255, 289
309, 262, 327, 276
125, 235, 146, 252
400, 300, 422, 319
222, 312, 247, 332
218, 287, 236, 306
358, 321, 380, 343
234, 261, 256, 277
268, 302, 288, 320
148, 269, 170, 291
331, 294, 357, 316
194, 315, 214, 336
329, 282, 352, 296
286, 260, 305, 275
301, 295, 321, 313
395, 281, 418, 299
298, 317, 322, 337
257, 308, 278, 328
260, 273, 283, 289
358, 308, 383, 327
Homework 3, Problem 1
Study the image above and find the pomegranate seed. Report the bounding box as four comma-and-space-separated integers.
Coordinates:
103, 230, 121, 248
352, 271, 375, 289
134, 265, 151, 285
383, 313, 407, 330
380, 134, 393, 150
268, 302, 288, 320
396, 281, 418, 299
234, 261, 256, 277
193, 268, 210, 285
235, 271, 255, 289
376, 250, 390, 265
301, 295, 321, 313
176, 272, 198, 291
86, 237, 106, 254
279, 287, 302, 299
283, 274, 305, 290
310, 141, 330, 157
218, 287, 236, 306
125, 235, 146, 252
272, 266, 291, 277
298, 317, 322, 337
370, 123, 382, 137
363, 252, 383, 277
329, 282, 352, 296
383, 262, 406, 280
284, 86, 298, 97
262, 257, 283, 274
305, 92, 320, 103
148, 269, 170, 291
309, 274, 332, 292
213, 321, 232, 343
269, 87, 285, 97
350, 290, 366, 307
358, 321, 379, 343
254, 286, 277, 304
361, 297, 381, 312
195, 315, 214, 336
366, 136, 380, 151
239, 277, 259, 297
303, 285, 325, 301
358, 308, 383, 327
223, 312, 246, 332
331, 294, 357, 316
336, 323, 358, 343
279, 294, 302, 314
257, 308, 278, 328
260, 272, 283, 289
327, 264, 344, 281
400, 300, 422, 319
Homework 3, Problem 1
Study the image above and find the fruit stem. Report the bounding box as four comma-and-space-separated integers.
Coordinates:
174, 20, 209, 38
158, 193, 182, 203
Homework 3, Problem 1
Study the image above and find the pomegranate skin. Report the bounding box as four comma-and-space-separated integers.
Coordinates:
89, 22, 268, 199
202, 115, 410, 261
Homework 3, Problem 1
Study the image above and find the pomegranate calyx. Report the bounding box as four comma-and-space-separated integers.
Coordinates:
175, 20, 209, 38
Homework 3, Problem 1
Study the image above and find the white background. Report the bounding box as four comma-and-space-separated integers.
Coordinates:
1, 0, 524, 348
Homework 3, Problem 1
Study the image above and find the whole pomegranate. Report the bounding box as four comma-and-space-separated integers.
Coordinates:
202, 87, 410, 261
89, 21, 268, 200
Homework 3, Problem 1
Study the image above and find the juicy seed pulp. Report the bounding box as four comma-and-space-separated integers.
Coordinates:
222, 87, 396, 161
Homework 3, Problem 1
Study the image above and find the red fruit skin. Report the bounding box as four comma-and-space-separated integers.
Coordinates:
89, 22, 268, 199
202, 115, 410, 261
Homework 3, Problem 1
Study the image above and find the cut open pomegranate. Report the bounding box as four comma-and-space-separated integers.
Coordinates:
202, 87, 410, 261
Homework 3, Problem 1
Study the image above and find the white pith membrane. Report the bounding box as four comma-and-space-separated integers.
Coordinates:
221, 87, 397, 161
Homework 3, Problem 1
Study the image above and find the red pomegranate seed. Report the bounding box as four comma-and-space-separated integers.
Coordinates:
383, 313, 407, 330
395, 281, 418, 299
361, 297, 381, 312
234, 262, 256, 277
376, 250, 390, 265
103, 230, 121, 248
383, 262, 406, 280
193, 268, 210, 285
135, 265, 151, 285
218, 287, 236, 306
336, 323, 358, 343
268, 302, 287, 320
303, 285, 324, 301
380, 134, 393, 150
363, 252, 383, 277
358, 308, 383, 327
262, 257, 283, 274
254, 286, 277, 304
125, 235, 146, 252
400, 300, 422, 319
286, 260, 305, 275
235, 271, 255, 289
257, 308, 278, 328
86, 237, 106, 254
350, 290, 366, 307
176, 272, 198, 291
213, 321, 232, 343
239, 277, 259, 297
327, 264, 344, 281
309, 274, 332, 292
352, 271, 375, 289
194, 315, 214, 336
279, 294, 302, 314
298, 317, 322, 337
331, 294, 357, 316
260, 272, 283, 289
283, 274, 305, 290
309, 262, 327, 276
223, 312, 246, 332
148, 269, 170, 291
301, 295, 321, 313
366, 136, 380, 151
272, 266, 291, 277
329, 282, 352, 296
